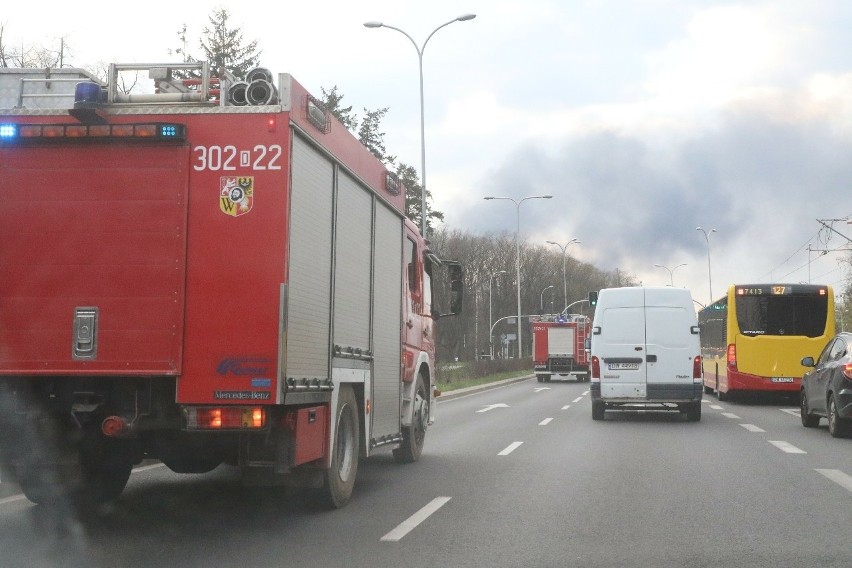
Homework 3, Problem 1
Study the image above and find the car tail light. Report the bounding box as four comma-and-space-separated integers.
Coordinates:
693, 355, 702, 379
727, 344, 737, 370
591, 356, 600, 380
842, 363, 852, 380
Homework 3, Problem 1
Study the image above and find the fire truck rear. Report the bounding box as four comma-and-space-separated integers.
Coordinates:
0, 63, 462, 508
532, 315, 591, 382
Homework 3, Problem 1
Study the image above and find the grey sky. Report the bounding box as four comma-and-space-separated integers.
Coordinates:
4, 0, 852, 303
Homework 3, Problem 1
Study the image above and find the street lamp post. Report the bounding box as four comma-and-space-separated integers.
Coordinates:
653, 263, 687, 287
696, 227, 717, 303
483, 195, 553, 358
364, 14, 476, 238
546, 238, 580, 312
489, 270, 507, 359
540, 285, 555, 314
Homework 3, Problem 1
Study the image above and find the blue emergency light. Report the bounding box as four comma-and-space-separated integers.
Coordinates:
0, 124, 17, 140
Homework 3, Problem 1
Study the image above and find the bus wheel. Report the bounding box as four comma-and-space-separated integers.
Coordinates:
322, 385, 359, 508
800, 390, 820, 428
394, 373, 428, 464
827, 394, 851, 438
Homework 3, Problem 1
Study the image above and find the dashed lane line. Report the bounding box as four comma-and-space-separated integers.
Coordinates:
572, 397, 584, 403
561, 405, 570, 410
709, 405, 724, 410
769, 440, 806, 454
721, 412, 741, 419
815, 469, 852, 493
740, 424, 766, 433
380, 497, 452, 542
539, 418, 553, 426
498, 442, 524, 456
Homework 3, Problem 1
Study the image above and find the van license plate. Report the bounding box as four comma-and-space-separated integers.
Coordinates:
770, 377, 794, 383
608, 363, 639, 370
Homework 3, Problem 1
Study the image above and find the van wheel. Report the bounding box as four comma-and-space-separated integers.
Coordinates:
591, 401, 605, 421
800, 390, 820, 428
685, 402, 701, 422
322, 385, 359, 508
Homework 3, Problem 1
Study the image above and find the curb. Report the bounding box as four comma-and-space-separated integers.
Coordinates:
437, 374, 535, 401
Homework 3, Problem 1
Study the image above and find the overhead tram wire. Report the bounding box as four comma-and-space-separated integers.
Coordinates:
756, 228, 823, 282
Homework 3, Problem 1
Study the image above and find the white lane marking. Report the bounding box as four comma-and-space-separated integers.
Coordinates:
534, 387, 551, 392
539, 418, 553, 426
709, 405, 724, 410
561, 405, 570, 410
1, 462, 167, 507
722, 412, 741, 419
477, 403, 509, 413
133, 463, 166, 473
815, 469, 852, 493
582, 390, 590, 396
740, 424, 766, 433
572, 397, 583, 403
498, 442, 523, 456
0, 494, 26, 506
380, 496, 452, 542
769, 440, 806, 454
780, 408, 800, 417
701, 399, 711, 404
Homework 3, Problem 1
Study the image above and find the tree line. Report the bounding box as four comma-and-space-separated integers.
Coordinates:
8, 9, 847, 360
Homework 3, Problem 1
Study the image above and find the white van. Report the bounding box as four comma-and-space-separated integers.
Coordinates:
590, 287, 703, 421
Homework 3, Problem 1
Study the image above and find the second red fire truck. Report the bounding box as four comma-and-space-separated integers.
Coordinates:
532, 314, 591, 382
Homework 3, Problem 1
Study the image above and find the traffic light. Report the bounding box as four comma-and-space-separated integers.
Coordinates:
588, 291, 598, 307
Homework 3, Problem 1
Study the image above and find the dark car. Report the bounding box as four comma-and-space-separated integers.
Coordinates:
800, 332, 852, 437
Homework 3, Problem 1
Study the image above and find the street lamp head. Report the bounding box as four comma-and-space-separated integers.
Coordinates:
363, 21, 383, 28
542, 195, 553, 199
457, 14, 477, 21
483, 196, 495, 200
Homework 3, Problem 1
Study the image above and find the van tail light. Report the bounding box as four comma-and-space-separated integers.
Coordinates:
727, 344, 737, 370
693, 355, 702, 379
842, 363, 852, 380
591, 356, 600, 380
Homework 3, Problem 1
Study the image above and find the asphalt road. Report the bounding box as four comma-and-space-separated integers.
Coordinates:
1, 378, 851, 567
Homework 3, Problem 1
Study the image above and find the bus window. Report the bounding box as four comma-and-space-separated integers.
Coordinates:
735, 294, 827, 337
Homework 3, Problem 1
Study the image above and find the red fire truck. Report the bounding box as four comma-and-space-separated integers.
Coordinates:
532, 315, 591, 382
0, 62, 462, 508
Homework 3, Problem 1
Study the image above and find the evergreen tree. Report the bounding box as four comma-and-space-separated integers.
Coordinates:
320, 86, 358, 131
172, 9, 261, 79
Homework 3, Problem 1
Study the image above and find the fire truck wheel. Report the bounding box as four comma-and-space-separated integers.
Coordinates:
323, 385, 359, 508
394, 373, 428, 464
78, 453, 133, 503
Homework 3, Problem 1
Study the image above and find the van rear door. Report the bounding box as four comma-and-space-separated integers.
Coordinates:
644, 288, 699, 399
598, 288, 647, 398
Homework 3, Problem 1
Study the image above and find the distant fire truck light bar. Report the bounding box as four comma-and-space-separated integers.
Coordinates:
184, 407, 266, 430
0, 122, 185, 143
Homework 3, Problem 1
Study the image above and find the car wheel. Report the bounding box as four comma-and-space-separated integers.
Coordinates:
827, 394, 851, 438
800, 389, 820, 428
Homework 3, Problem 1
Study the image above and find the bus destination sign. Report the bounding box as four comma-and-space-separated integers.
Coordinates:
735, 285, 827, 296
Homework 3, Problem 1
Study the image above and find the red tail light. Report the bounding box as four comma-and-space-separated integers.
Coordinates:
842, 363, 852, 380
693, 355, 702, 379
591, 356, 600, 379
727, 344, 737, 370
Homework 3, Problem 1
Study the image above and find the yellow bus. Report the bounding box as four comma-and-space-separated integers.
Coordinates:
698, 284, 835, 400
